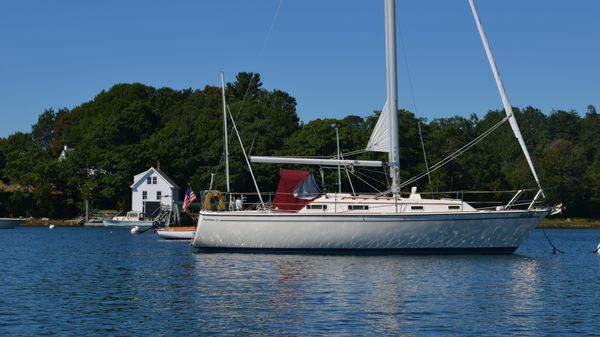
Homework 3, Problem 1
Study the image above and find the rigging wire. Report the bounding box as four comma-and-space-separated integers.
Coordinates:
397, 20, 419, 115
349, 170, 383, 193
338, 150, 356, 195
340, 149, 367, 157
382, 165, 390, 187
397, 8, 431, 191
233, 0, 285, 122
332, 127, 356, 195
212, 1, 285, 190
353, 169, 388, 190
400, 115, 509, 189
227, 105, 265, 207
354, 167, 389, 176
417, 121, 431, 186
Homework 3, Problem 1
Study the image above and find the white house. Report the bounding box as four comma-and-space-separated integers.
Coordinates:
130, 167, 180, 218
58, 145, 74, 161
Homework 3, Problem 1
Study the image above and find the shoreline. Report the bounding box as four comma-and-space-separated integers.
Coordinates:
22, 218, 82, 227
538, 218, 600, 229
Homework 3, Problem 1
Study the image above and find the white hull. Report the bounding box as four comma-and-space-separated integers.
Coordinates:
156, 227, 195, 240
192, 209, 548, 253
102, 219, 154, 228
0, 218, 25, 229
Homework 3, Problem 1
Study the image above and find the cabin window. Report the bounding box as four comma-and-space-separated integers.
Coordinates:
307, 204, 327, 210
146, 177, 151, 184
348, 205, 369, 210
142, 191, 147, 200
410, 206, 423, 210
152, 177, 157, 184
156, 191, 162, 200
448, 205, 460, 210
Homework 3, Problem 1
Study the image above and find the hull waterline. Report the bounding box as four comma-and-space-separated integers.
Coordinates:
192, 209, 548, 254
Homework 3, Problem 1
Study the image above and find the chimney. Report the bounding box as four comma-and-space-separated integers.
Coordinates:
156, 160, 160, 170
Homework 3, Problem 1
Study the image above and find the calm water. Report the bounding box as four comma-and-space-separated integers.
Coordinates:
1, 227, 599, 336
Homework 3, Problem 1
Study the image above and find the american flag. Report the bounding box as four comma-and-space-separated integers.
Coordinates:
182, 184, 197, 211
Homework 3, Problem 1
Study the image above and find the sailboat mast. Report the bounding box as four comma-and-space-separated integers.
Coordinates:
385, 0, 401, 194
220, 71, 231, 194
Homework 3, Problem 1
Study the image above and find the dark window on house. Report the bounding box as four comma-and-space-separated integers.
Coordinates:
348, 205, 369, 210
152, 177, 157, 184
146, 177, 151, 184
448, 205, 460, 210
157, 191, 162, 200
307, 204, 327, 210
142, 191, 147, 200
410, 205, 423, 210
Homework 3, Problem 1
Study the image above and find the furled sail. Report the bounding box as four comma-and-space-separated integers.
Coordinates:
365, 101, 391, 152
250, 156, 382, 167
469, 0, 544, 197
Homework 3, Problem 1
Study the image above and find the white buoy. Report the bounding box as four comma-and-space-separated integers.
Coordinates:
49, 224, 55, 230
595, 243, 600, 254
130, 226, 140, 235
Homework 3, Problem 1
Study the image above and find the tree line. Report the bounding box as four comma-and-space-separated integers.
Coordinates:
0, 72, 597, 218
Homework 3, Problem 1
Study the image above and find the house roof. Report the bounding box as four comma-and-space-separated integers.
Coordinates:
131, 167, 180, 190
58, 146, 74, 161
156, 168, 180, 189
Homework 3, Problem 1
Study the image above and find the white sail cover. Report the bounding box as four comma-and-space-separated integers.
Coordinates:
250, 156, 382, 167
365, 101, 391, 152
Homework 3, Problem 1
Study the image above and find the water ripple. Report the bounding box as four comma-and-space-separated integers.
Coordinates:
1, 227, 599, 336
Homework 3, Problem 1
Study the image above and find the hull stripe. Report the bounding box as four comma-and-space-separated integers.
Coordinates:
211, 216, 533, 223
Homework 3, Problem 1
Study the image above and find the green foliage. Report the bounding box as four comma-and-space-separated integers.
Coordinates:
0, 73, 598, 218
32, 109, 56, 152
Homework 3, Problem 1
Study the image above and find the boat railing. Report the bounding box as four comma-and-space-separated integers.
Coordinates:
410, 188, 544, 211
199, 190, 273, 212
199, 188, 545, 213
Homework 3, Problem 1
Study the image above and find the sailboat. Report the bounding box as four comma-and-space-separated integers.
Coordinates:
191, 0, 558, 253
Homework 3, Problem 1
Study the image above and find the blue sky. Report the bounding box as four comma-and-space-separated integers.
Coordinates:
0, 0, 597, 137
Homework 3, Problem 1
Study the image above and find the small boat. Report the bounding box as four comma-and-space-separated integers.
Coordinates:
0, 218, 25, 229
156, 226, 196, 240
103, 211, 154, 228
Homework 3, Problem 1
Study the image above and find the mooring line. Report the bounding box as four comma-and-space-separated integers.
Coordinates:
541, 228, 565, 254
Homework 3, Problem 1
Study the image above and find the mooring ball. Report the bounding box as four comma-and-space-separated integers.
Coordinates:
596, 243, 600, 254
130, 226, 140, 235
48, 225, 55, 230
